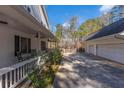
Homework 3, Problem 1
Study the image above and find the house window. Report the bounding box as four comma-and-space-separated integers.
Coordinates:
14, 35, 31, 56
27, 7, 31, 13
41, 41, 46, 51
21, 37, 28, 53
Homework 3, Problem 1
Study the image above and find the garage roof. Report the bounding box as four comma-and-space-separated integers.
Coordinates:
86, 18, 124, 41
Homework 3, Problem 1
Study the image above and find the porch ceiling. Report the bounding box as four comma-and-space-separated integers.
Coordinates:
0, 5, 56, 39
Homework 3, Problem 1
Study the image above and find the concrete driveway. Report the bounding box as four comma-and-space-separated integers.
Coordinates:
53, 53, 124, 88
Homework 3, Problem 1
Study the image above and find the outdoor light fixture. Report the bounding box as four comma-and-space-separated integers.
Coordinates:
35, 33, 38, 38
119, 31, 124, 35
48, 38, 51, 41
0, 20, 8, 24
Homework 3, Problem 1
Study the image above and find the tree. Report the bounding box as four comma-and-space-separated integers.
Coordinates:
68, 16, 78, 48
79, 18, 103, 36
99, 13, 110, 27
55, 24, 63, 40
69, 16, 78, 32
57, 17, 77, 48
55, 14, 110, 50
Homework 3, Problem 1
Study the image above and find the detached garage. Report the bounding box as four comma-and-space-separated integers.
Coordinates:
85, 18, 124, 64
96, 44, 124, 64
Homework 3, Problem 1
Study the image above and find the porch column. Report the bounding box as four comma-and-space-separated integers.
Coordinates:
47, 41, 49, 49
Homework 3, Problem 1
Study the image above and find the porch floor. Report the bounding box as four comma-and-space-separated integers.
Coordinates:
16, 79, 32, 88
53, 52, 124, 88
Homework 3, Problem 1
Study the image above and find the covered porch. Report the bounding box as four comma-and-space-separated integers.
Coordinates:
0, 6, 57, 88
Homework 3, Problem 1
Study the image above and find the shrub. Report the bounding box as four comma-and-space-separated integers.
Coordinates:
77, 48, 85, 53
28, 48, 62, 88
49, 48, 62, 65
28, 68, 42, 88
28, 63, 59, 88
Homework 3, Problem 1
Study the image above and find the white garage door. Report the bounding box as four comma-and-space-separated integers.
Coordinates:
89, 45, 94, 54
96, 44, 124, 64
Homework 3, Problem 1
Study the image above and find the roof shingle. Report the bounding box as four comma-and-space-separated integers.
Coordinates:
86, 18, 124, 41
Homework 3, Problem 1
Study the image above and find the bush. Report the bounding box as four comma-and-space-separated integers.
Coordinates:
77, 48, 85, 53
28, 48, 62, 88
28, 64, 55, 88
48, 48, 62, 65
28, 68, 42, 88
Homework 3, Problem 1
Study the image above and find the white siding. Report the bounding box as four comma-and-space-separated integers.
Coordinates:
23, 5, 49, 29
0, 25, 40, 69
38, 6, 49, 29
89, 45, 94, 54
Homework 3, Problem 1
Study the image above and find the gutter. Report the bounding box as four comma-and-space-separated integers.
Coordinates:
41, 5, 50, 29
114, 34, 124, 40
41, 6, 57, 41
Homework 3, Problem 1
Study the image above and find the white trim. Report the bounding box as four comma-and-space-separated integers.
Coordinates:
14, 70, 16, 84
10, 71, 12, 87
5, 73, 8, 88
0, 57, 40, 88
17, 68, 19, 83
0, 76, 2, 88
0, 57, 37, 76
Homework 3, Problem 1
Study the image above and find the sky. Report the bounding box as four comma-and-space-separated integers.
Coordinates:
45, 5, 114, 32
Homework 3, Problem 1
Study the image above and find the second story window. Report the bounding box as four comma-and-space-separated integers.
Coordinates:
41, 21, 43, 25
27, 7, 31, 13
23, 5, 31, 13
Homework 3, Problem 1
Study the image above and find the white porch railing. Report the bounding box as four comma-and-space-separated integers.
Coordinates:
0, 57, 41, 88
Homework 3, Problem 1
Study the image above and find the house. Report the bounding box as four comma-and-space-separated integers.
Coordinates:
0, 5, 57, 88
84, 18, 124, 64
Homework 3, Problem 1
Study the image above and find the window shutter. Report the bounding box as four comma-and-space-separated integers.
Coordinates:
28, 38, 31, 53
15, 35, 20, 56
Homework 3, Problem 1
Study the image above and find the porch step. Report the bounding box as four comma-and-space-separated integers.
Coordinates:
16, 79, 32, 88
